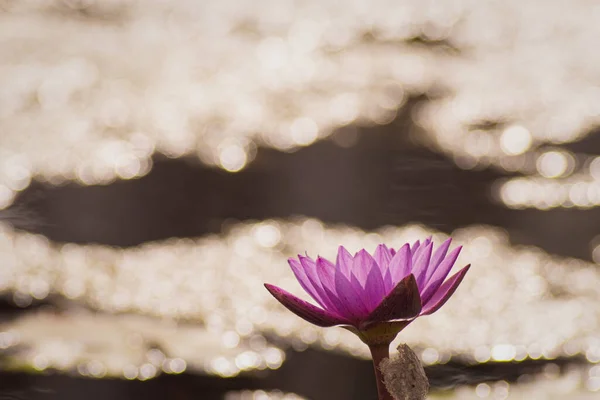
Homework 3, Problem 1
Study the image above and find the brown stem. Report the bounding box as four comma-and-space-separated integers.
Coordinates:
368, 343, 394, 400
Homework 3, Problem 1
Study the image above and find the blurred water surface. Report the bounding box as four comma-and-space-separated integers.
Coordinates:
2, 1, 600, 399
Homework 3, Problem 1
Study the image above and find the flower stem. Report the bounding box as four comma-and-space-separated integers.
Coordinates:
369, 343, 393, 400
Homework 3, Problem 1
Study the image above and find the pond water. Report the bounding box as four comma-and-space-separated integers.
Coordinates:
2, 1, 600, 399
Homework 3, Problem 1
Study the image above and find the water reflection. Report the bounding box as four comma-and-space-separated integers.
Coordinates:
1, 219, 599, 396
225, 391, 306, 400
1, 0, 600, 212
1, 0, 600, 399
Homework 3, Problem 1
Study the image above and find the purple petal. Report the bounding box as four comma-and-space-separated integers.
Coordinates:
315, 257, 337, 293
300, 255, 341, 315
298, 254, 317, 272
388, 244, 411, 284
411, 242, 433, 289
336, 246, 354, 278
425, 239, 452, 283
363, 263, 387, 312
320, 284, 354, 321
411, 239, 428, 263
264, 284, 349, 327
298, 255, 319, 287
298, 255, 320, 289
315, 257, 349, 316
334, 268, 370, 319
383, 268, 393, 294
360, 274, 422, 330
352, 249, 377, 288
373, 244, 394, 293
288, 258, 328, 308
421, 246, 462, 304
411, 237, 432, 262
421, 265, 470, 316
349, 272, 367, 301
410, 240, 421, 253
373, 244, 393, 275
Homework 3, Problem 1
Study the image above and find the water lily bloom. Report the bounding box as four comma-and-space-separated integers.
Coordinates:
264, 238, 470, 344
265, 237, 470, 400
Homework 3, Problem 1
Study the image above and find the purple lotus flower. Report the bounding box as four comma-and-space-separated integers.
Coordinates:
264, 238, 470, 343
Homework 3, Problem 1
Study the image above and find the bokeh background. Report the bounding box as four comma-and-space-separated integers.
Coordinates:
2, 1, 600, 399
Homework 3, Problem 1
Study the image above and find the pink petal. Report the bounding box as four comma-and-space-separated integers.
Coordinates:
352, 249, 377, 288
421, 246, 462, 305
336, 246, 354, 278
298, 254, 317, 272
315, 256, 350, 317
425, 239, 452, 283
288, 258, 327, 308
334, 268, 370, 319
360, 274, 422, 330
411, 242, 433, 289
300, 255, 342, 316
421, 265, 470, 315
315, 257, 337, 293
363, 262, 387, 312
373, 244, 393, 275
411, 236, 432, 263
383, 268, 393, 294
298, 255, 319, 287
410, 240, 421, 253
349, 272, 367, 301
264, 284, 349, 327
388, 244, 411, 284
411, 241, 426, 263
